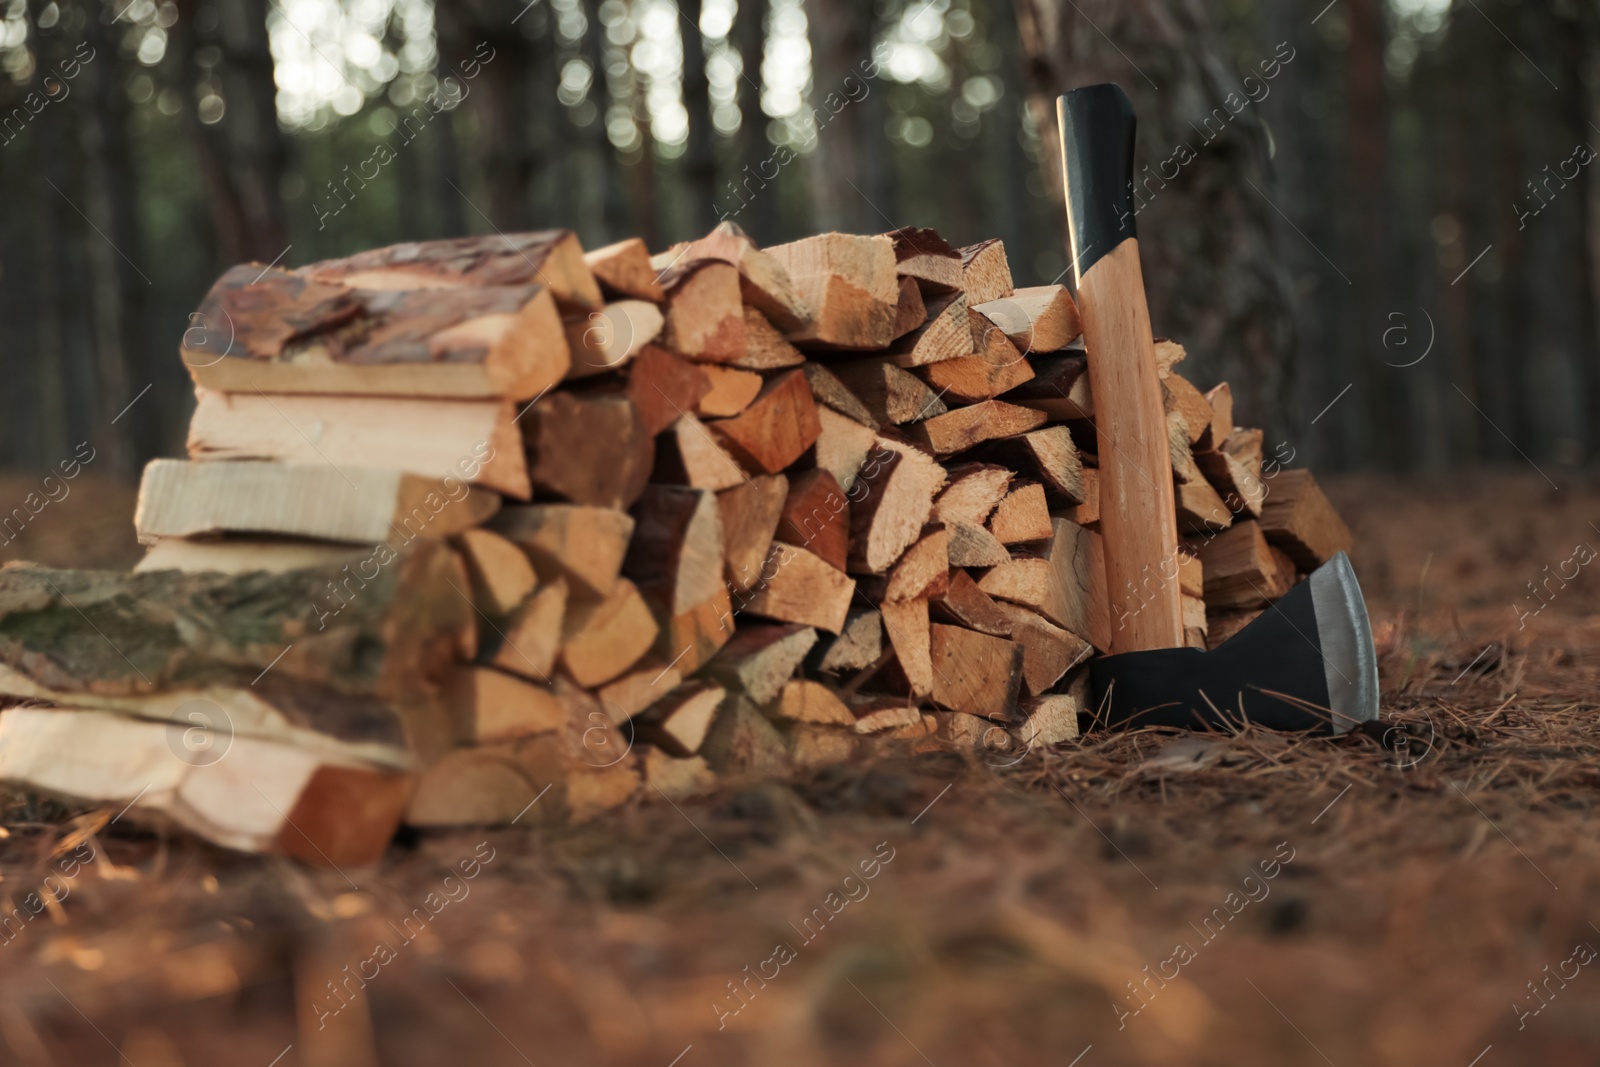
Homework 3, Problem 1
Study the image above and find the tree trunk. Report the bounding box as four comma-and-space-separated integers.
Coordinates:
680, 0, 717, 236
1345, 0, 1387, 469
805, 0, 874, 233
215, 0, 289, 259
438, 0, 536, 230
731, 0, 778, 241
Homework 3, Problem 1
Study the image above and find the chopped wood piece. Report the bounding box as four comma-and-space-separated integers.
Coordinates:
526, 390, 654, 509
491, 578, 567, 682
814, 407, 877, 491
1178, 551, 1205, 599
644, 749, 718, 800
814, 610, 883, 673
851, 697, 925, 735
775, 469, 850, 572
987, 482, 1053, 544
933, 464, 1013, 525
489, 504, 634, 600
736, 307, 808, 369
887, 227, 964, 294
877, 526, 949, 603
1004, 352, 1093, 421
718, 475, 789, 593
772, 679, 855, 726
1176, 478, 1234, 535
0, 707, 412, 865
659, 260, 747, 363
454, 528, 537, 617
1164, 374, 1213, 447
655, 413, 749, 491
636, 683, 726, 756
596, 659, 683, 720
932, 569, 1014, 637
848, 437, 949, 574
912, 400, 1048, 458
647, 582, 733, 674
583, 237, 666, 301
1169, 410, 1204, 485
1017, 675, 1088, 745
703, 624, 818, 705
683, 222, 810, 332
829, 359, 948, 425
741, 542, 855, 633
945, 519, 1010, 568
1193, 520, 1297, 610
184, 267, 573, 400
917, 330, 1034, 402
563, 300, 664, 379
1068, 468, 1101, 527
972, 285, 1081, 354
701, 695, 790, 776
767, 233, 899, 349
979, 518, 1109, 651
446, 666, 565, 744
694, 365, 764, 417
1197, 382, 1235, 451
306, 230, 601, 310
958, 239, 1014, 304
567, 759, 642, 822
560, 579, 660, 687
801, 364, 880, 428
407, 735, 565, 828
187, 390, 529, 499
1258, 469, 1352, 569
1182, 594, 1208, 641
1153, 338, 1187, 377
929, 624, 1023, 720
879, 597, 933, 698
135, 538, 366, 575
934, 709, 989, 750
992, 602, 1093, 697
1206, 608, 1263, 649
885, 292, 973, 367
963, 425, 1086, 504
626, 344, 713, 435
1196, 440, 1265, 517
625, 487, 725, 616
786, 724, 859, 768
135, 459, 500, 546
892, 275, 928, 340
708, 369, 821, 474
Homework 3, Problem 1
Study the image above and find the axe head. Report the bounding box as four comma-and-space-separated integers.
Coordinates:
1088, 552, 1380, 735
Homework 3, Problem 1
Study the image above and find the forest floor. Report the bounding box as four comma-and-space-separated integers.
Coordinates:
1, 470, 1599, 1067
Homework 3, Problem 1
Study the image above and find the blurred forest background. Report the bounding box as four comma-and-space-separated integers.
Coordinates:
0, 0, 1594, 482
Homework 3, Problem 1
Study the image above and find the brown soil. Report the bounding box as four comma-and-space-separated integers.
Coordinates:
1, 470, 1599, 1067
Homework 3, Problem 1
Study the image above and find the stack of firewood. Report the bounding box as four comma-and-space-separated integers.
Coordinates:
0, 224, 1350, 865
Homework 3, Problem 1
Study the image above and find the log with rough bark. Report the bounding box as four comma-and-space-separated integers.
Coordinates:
305, 231, 602, 310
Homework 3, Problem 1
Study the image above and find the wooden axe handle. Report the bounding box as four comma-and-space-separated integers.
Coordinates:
1058, 84, 1184, 654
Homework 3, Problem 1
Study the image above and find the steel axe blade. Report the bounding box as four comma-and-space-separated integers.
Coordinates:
1088, 552, 1381, 735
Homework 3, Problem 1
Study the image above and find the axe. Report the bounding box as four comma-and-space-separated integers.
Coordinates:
1058, 84, 1379, 734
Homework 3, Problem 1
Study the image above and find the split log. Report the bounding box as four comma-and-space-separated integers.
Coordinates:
813, 609, 883, 673
694, 366, 764, 417
1164, 374, 1213, 447
958, 239, 1014, 304
879, 597, 933, 698
626, 344, 712, 436
489, 504, 634, 599
718, 475, 789, 593
406, 735, 565, 827
992, 602, 1093, 697
987, 482, 1053, 544
655, 413, 749, 491
801, 364, 880, 428
1182, 594, 1208, 648
559, 579, 660, 687
877, 526, 949, 603
963, 425, 1086, 504
703, 624, 818, 705
917, 330, 1034, 402
771, 679, 855, 726
737, 308, 808, 370
944, 519, 1010, 568
563, 300, 663, 378
0, 707, 412, 866
1196, 442, 1265, 517
813, 406, 878, 491
490, 578, 567, 682
775, 470, 850, 572
446, 666, 566, 744
635, 683, 726, 757
911, 400, 1047, 457
304, 230, 602, 310
1197, 382, 1234, 451
1153, 339, 1187, 377
740, 542, 856, 633
1193, 520, 1297, 610
708, 369, 821, 475
767, 233, 900, 349
454, 529, 537, 617
658, 260, 747, 364
787, 725, 859, 769
847, 437, 948, 574
931, 569, 1014, 637
971, 284, 1081, 354
1178, 551, 1205, 599
1258, 469, 1352, 569
1175, 477, 1234, 535
1003, 352, 1092, 421
596, 659, 682, 720
851, 697, 925, 735
187, 390, 530, 499
828, 359, 948, 425
624, 487, 725, 616
1169, 410, 1204, 485
884, 292, 973, 367
135, 460, 500, 546
892, 276, 928, 339
135, 539, 365, 575
929, 624, 1023, 720
979, 518, 1109, 651
681, 222, 810, 332
887, 227, 964, 294
644, 749, 719, 800
526, 390, 654, 509
1016, 674, 1089, 745
700, 695, 789, 776
1067, 468, 1101, 527
646, 581, 733, 675
583, 237, 665, 302
933, 464, 1013, 525
182, 267, 570, 400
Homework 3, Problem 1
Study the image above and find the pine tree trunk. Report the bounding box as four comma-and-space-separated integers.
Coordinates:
680, 0, 717, 236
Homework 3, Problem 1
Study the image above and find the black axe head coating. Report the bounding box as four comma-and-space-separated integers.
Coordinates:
1058, 83, 1139, 281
